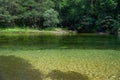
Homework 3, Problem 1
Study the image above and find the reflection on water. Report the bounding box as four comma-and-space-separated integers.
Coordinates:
0, 34, 120, 50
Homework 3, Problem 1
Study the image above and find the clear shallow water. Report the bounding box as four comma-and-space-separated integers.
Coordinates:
0, 34, 120, 80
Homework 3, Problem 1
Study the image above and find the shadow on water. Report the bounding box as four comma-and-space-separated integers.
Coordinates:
0, 74, 5, 80
0, 56, 89, 80
0, 55, 43, 80
46, 70, 89, 80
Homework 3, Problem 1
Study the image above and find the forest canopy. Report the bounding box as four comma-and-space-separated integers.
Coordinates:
0, 0, 120, 34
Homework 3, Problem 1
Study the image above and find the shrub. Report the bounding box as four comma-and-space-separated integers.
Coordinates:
76, 16, 95, 33
96, 16, 120, 35
0, 12, 13, 27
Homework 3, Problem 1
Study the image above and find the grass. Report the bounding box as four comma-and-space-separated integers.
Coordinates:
0, 49, 120, 80
0, 27, 76, 36
0, 27, 40, 33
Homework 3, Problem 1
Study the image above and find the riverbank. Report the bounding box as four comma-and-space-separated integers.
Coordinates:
0, 27, 120, 36
0, 28, 76, 35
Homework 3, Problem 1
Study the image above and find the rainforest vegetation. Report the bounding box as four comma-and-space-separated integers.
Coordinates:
0, 0, 120, 35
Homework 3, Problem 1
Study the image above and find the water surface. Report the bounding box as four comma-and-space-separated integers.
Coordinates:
0, 34, 120, 50
0, 34, 120, 80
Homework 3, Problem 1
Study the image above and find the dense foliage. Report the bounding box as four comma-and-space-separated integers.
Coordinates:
0, 0, 120, 34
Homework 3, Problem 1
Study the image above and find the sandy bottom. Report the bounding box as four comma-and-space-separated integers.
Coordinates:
0, 49, 120, 80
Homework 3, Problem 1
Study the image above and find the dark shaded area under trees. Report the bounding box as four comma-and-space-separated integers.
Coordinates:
0, 0, 120, 35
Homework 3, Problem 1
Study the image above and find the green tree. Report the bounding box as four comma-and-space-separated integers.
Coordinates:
96, 16, 120, 35
76, 16, 95, 33
43, 9, 60, 27
0, 0, 119, 34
